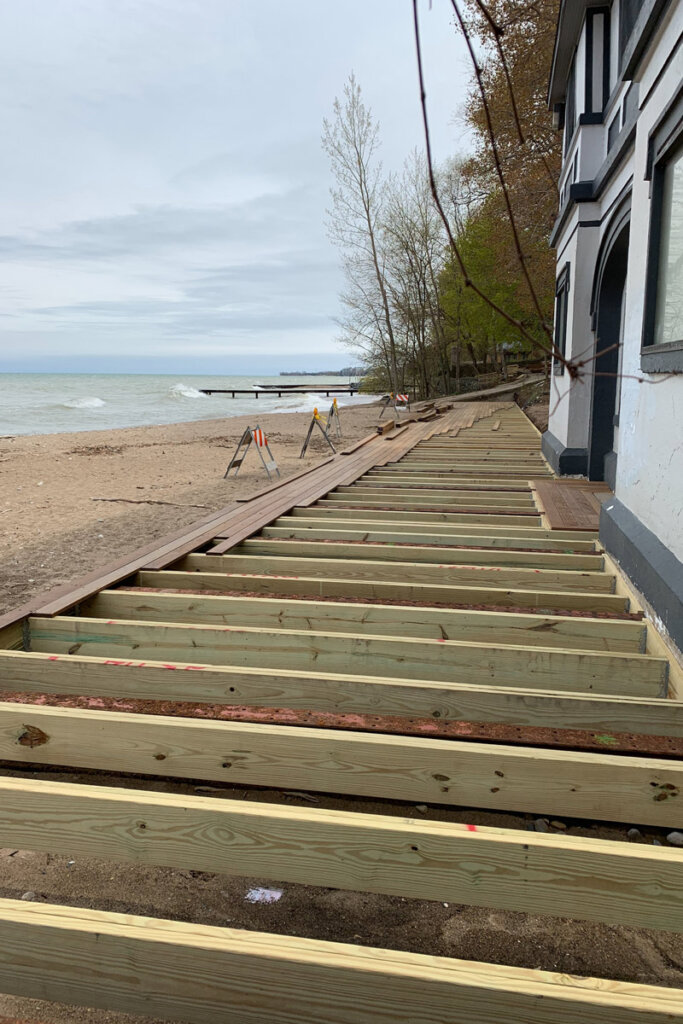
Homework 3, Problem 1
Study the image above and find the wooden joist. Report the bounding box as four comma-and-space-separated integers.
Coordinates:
181, 552, 616, 594
263, 522, 599, 554
1, 899, 682, 1023
1, 702, 682, 825
339, 485, 537, 505
2, 649, 681, 736
27, 615, 667, 694
289, 506, 594, 539
137, 567, 630, 614
86, 591, 642, 651
317, 501, 544, 524
1, 776, 683, 932
236, 537, 604, 571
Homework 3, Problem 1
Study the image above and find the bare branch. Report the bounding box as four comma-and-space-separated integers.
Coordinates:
448, 0, 553, 341
411, 0, 570, 371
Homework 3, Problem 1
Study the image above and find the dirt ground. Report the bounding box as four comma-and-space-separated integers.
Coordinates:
0, 403, 381, 615
1, 395, 681, 1022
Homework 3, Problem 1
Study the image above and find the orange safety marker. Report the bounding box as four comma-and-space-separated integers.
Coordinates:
326, 397, 343, 440
224, 424, 280, 480
300, 407, 337, 458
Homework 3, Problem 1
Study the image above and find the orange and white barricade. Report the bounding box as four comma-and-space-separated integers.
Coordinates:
224, 424, 280, 480
379, 392, 411, 418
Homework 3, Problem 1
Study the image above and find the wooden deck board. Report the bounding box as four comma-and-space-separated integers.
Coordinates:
534, 480, 608, 532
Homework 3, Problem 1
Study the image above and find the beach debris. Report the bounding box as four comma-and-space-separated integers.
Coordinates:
21, 891, 37, 901
91, 497, 209, 508
285, 791, 319, 803
666, 831, 683, 847
245, 887, 282, 904
415, 804, 428, 814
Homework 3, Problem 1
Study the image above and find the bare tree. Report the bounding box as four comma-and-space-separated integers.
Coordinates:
322, 74, 400, 390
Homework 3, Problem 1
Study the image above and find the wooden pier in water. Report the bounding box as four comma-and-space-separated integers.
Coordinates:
0, 402, 682, 1022
200, 382, 363, 398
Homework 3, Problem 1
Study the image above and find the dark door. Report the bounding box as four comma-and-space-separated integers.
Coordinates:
589, 222, 629, 482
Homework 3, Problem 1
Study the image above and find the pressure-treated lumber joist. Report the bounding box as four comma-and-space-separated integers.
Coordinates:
137, 568, 630, 613
86, 591, 640, 651
364, 464, 547, 476
27, 615, 667, 694
1, 702, 682, 825
238, 537, 603, 571
362, 473, 533, 488
2, 649, 681, 736
289, 506, 594, 539
181, 552, 616, 594
337, 486, 536, 506
316, 499, 544, 519
0, 899, 681, 1024
263, 522, 599, 554
1, 777, 682, 932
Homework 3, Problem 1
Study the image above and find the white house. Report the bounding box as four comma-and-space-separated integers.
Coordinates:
544, 0, 683, 648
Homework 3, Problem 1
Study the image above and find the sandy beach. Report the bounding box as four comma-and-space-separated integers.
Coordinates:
0, 403, 381, 615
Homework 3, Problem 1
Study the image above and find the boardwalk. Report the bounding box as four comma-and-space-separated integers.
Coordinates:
0, 402, 682, 1022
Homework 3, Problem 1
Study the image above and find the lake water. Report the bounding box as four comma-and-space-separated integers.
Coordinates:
0, 373, 376, 436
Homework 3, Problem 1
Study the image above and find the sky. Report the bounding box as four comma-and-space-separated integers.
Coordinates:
0, 0, 472, 374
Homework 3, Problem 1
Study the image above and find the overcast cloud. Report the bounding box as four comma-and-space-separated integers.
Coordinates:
0, 0, 471, 373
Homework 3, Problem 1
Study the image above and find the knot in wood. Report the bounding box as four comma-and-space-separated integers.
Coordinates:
17, 724, 49, 748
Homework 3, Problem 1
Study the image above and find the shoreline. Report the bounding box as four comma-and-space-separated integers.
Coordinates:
0, 403, 381, 614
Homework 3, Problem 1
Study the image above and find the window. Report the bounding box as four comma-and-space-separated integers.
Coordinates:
607, 111, 621, 152
553, 264, 571, 376
652, 148, 683, 348
564, 57, 576, 156
642, 91, 683, 372
619, 0, 640, 65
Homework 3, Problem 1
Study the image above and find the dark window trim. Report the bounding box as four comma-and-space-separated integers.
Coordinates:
621, 0, 674, 80
564, 52, 577, 156
641, 87, 683, 372
584, 6, 611, 117
645, 82, 683, 179
619, 0, 641, 71
585, 9, 594, 114
553, 263, 571, 377
602, 5, 611, 110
